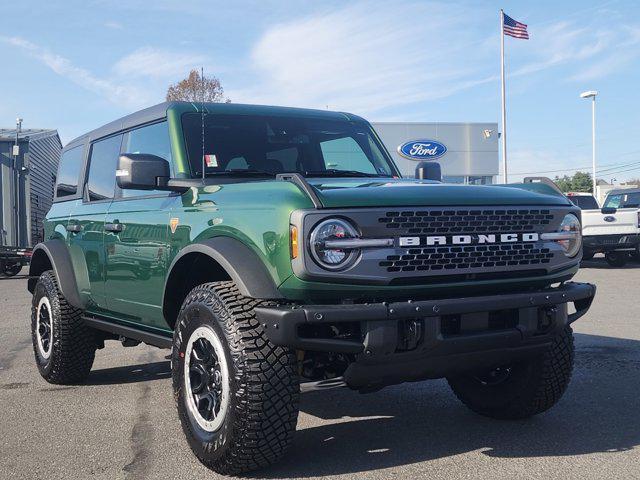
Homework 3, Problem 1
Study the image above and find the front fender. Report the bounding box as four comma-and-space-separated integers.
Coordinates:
166, 236, 283, 300
28, 240, 84, 309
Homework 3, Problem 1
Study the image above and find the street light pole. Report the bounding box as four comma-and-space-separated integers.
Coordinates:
580, 91, 598, 196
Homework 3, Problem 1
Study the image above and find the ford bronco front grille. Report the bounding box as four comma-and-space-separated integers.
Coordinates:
379, 209, 554, 235
291, 205, 577, 285
380, 243, 554, 273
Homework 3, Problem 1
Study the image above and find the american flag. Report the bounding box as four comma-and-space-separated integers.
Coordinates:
503, 13, 529, 39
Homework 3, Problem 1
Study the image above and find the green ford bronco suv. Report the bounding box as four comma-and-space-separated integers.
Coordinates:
28, 101, 595, 474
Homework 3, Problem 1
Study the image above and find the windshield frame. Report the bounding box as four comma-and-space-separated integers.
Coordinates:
180, 112, 401, 179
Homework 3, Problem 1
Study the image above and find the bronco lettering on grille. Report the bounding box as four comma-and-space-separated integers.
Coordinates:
399, 232, 539, 247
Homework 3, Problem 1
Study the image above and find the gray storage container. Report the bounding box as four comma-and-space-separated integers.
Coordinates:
0, 128, 61, 249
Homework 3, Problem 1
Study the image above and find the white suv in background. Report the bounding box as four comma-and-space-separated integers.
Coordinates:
570, 190, 640, 267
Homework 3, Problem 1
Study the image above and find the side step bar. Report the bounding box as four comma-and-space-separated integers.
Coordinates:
83, 316, 172, 349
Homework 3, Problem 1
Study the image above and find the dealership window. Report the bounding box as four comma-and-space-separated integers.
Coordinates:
467, 176, 493, 185
442, 175, 465, 184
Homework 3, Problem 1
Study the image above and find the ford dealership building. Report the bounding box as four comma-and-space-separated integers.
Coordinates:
371, 122, 499, 184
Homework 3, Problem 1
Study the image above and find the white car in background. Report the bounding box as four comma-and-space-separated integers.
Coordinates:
569, 190, 640, 267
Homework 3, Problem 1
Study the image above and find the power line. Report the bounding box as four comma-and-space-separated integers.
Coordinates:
512, 156, 640, 176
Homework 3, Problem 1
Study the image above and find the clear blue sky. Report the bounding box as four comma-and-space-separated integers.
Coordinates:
1, 0, 639, 182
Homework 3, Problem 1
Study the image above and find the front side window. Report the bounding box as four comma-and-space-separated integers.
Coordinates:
56, 145, 84, 198
181, 114, 396, 178
86, 134, 123, 201
120, 121, 172, 198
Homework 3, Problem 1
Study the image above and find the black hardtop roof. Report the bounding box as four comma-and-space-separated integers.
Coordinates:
65, 101, 366, 149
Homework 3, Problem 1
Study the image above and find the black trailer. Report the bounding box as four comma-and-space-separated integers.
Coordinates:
0, 125, 61, 276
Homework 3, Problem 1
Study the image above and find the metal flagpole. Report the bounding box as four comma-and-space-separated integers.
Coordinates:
500, 9, 508, 184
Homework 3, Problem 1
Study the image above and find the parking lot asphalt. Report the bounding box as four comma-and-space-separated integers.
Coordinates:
1, 258, 640, 480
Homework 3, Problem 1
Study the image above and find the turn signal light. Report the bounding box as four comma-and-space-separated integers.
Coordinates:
290, 225, 299, 259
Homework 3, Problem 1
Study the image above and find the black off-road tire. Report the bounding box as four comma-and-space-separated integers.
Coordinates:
172, 281, 300, 475
3, 262, 22, 276
605, 251, 628, 267
447, 326, 574, 420
31, 270, 97, 384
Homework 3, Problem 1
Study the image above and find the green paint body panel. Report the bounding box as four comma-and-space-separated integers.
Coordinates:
42, 102, 581, 334
307, 178, 571, 208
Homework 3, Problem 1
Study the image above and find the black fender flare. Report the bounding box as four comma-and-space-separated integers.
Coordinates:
28, 240, 84, 309
164, 236, 283, 301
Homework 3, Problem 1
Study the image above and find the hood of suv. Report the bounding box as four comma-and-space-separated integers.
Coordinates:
307, 178, 570, 208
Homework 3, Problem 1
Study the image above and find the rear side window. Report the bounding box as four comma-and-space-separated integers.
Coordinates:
86, 134, 123, 201
120, 121, 172, 198
55, 145, 84, 198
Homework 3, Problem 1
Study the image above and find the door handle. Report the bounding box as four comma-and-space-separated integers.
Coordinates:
66, 223, 82, 233
105, 222, 124, 233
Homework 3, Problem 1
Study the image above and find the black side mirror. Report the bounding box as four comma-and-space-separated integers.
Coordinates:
116, 153, 171, 190
415, 161, 442, 182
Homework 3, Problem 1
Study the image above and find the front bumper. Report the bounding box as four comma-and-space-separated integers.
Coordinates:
584, 233, 640, 253
256, 282, 596, 389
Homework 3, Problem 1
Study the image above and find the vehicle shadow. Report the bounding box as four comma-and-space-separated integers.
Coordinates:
85, 360, 171, 385
252, 333, 640, 478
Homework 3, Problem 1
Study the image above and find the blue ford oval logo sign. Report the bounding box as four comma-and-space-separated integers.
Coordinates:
398, 139, 447, 160
604, 216, 616, 222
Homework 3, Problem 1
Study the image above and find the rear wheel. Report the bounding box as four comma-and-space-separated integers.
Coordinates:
605, 251, 628, 267
447, 326, 574, 419
31, 271, 97, 384
3, 262, 22, 276
172, 281, 299, 475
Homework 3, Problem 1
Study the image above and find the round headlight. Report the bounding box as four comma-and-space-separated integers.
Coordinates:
558, 214, 582, 257
309, 218, 359, 270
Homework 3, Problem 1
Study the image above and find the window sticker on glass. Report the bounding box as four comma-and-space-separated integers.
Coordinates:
204, 154, 218, 168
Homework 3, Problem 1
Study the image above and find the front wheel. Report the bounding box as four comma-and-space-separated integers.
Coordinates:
605, 251, 628, 267
447, 326, 574, 420
172, 281, 300, 475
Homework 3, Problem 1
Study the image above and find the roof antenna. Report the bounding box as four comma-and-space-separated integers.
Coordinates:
201, 66, 206, 183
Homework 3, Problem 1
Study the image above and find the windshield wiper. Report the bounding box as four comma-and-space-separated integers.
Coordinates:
303, 169, 387, 178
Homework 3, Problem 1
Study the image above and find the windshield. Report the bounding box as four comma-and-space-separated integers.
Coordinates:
568, 195, 599, 210
604, 192, 640, 209
181, 113, 397, 178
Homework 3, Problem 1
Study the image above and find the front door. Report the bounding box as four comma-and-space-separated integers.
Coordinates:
103, 120, 175, 331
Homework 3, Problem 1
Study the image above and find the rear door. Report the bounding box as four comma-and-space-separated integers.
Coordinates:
68, 134, 122, 311
103, 121, 174, 330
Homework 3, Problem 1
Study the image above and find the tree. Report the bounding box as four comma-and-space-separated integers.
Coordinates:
570, 171, 593, 192
166, 69, 230, 103
552, 171, 593, 193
